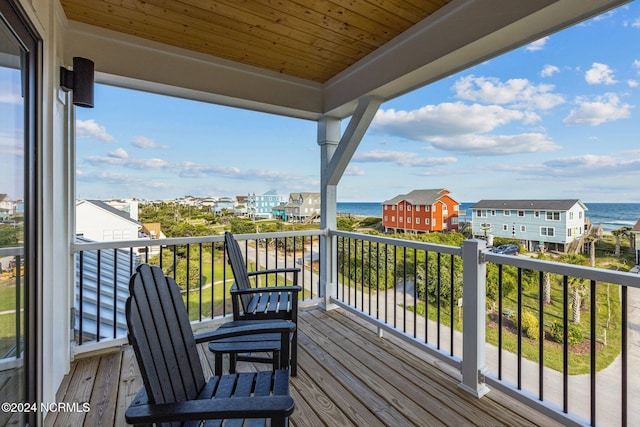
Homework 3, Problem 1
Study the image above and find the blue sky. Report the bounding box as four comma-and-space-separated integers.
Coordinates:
74, 3, 640, 203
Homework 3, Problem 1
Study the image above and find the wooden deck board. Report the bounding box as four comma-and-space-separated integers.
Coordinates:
318, 309, 537, 427
47, 307, 563, 426
84, 351, 121, 426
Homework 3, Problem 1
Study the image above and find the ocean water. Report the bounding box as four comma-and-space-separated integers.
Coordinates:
337, 202, 640, 232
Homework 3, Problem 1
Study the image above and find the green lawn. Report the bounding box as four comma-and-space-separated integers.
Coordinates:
405, 275, 622, 375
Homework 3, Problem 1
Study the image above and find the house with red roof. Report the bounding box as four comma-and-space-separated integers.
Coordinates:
382, 189, 459, 234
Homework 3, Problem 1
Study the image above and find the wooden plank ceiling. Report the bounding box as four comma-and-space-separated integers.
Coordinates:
60, 0, 452, 83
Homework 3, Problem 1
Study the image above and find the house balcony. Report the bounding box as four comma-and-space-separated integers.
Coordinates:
16, 229, 638, 426
46, 306, 564, 427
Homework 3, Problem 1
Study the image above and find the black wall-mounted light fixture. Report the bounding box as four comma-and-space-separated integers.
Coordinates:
60, 57, 95, 108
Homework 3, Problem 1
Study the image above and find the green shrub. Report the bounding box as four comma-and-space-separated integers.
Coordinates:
514, 310, 539, 341
550, 321, 583, 345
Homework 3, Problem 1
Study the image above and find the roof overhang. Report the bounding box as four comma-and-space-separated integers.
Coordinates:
61, 0, 630, 120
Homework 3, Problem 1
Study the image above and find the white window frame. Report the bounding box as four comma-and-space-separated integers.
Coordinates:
540, 227, 555, 237
546, 211, 561, 221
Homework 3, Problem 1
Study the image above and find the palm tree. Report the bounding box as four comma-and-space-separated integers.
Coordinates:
570, 276, 588, 323
583, 235, 597, 267
611, 227, 627, 257
560, 253, 590, 323
543, 272, 552, 305
537, 253, 553, 304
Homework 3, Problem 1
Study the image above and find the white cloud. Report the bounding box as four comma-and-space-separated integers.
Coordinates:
76, 170, 173, 191
76, 119, 114, 142
633, 17, 640, 28
628, 80, 639, 88
127, 158, 170, 169
344, 165, 365, 176
132, 136, 159, 149
353, 150, 457, 167
453, 75, 564, 110
427, 133, 559, 156
540, 154, 640, 177
526, 37, 549, 51
491, 152, 640, 185
108, 148, 128, 159
540, 65, 560, 78
563, 93, 632, 126
83, 151, 308, 186
0, 93, 22, 104
373, 102, 531, 140
585, 63, 617, 85
84, 155, 169, 169
634, 59, 640, 73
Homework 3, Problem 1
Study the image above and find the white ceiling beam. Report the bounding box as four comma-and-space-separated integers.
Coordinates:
323, 0, 630, 118
64, 21, 324, 120
324, 96, 382, 187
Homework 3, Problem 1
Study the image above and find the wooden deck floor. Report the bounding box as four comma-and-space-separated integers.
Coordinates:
47, 307, 562, 426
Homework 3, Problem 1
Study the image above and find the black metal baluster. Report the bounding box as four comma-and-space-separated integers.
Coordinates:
97, 250, 101, 342
384, 243, 388, 325
199, 242, 203, 321
437, 252, 441, 349
348, 237, 352, 306
15, 254, 21, 354
129, 248, 134, 275
211, 242, 215, 319
113, 249, 118, 339
186, 244, 191, 315
622, 285, 628, 427
425, 250, 429, 344
340, 236, 345, 301
403, 246, 407, 333
361, 239, 365, 312
517, 267, 522, 389
590, 279, 596, 425
413, 248, 417, 338
498, 264, 503, 379
563, 275, 569, 413
450, 254, 454, 356
375, 242, 380, 320
173, 245, 177, 280
223, 242, 227, 317
539, 271, 545, 401
367, 240, 372, 315
79, 251, 84, 344
274, 237, 278, 285
393, 245, 397, 329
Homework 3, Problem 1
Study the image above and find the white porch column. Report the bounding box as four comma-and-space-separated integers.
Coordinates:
318, 116, 340, 309
460, 239, 491, 397
317, 96, 382, 310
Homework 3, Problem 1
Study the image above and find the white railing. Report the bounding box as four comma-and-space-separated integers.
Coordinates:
72, 230, 640, 427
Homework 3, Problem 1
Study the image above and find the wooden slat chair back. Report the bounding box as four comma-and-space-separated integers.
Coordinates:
224, 232, 301, 376
127, 263, 205, 407
125, 263, 294, 426
224, 231, 256, 312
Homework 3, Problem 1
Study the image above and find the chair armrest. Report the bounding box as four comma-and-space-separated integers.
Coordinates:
194, 320, 296, 344
125, 395, 295, 424
247, 267, 300, 277
230, 285, 301, 296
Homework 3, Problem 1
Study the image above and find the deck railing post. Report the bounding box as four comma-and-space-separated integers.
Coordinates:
460, 239, 491, 398
318, 116, 340, 310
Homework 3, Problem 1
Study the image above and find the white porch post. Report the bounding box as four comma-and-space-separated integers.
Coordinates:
317, 95, 383, 310
318, 116, 340, 309
460, 239, 491, 397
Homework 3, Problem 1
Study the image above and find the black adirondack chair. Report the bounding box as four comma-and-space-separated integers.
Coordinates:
224, 231, 301, 376
125, 263, 295, 426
